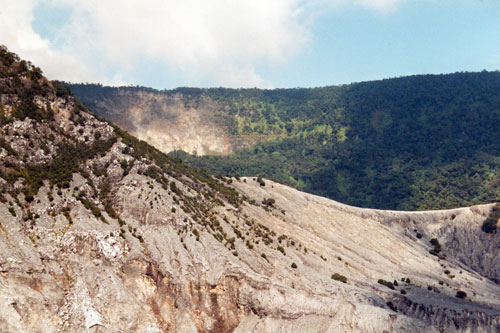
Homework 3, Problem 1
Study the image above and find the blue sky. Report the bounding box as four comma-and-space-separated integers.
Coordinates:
1, 0, 500, 89
272, 0, 500, 87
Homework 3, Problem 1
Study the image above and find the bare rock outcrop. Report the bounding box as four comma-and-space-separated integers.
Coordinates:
1, 174, 500, 332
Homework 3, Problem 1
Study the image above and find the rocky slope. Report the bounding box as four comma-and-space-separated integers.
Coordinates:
63, 86, 263, 156
1, 47, 500, 332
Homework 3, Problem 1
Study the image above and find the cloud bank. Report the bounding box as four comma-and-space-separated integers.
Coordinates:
0, 0, 402, 88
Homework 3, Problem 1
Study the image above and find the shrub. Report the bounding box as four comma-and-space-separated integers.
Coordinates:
291, 263, 297, 269
53, 81, 71, 97
429, 249, 439, 256
456, 290, 467, 299
331, 273, 347, 283
430, 238, 440, 248
170, 181, 182, 195
377, 279, 395, 290
386, 301, 397, 312
262, 198, 275, 207
429, 238, 442, 256
277, 235, 287, 243
104, 202, 117, 219
481, 220, 497, 233
482, 204, 500, 233
8, 207, 16, 217
62, 206, 73, 224
91, 205, 101, 218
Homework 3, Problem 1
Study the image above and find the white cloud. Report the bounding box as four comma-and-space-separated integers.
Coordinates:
353, 0, 401, 13
0, 0, 118, 84
50, 0, 310, 87
313, 0, 402, 14
0, 0, 402, 88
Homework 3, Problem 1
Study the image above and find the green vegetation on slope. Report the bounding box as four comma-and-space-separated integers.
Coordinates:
0, 46, 243, 212
482, 203, 500, 233
68, 71, 500, 210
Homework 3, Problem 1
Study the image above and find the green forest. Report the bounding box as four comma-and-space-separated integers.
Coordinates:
68, 71, 500, 210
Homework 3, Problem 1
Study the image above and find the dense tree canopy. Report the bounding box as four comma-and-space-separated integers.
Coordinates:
68, 71, 500, 210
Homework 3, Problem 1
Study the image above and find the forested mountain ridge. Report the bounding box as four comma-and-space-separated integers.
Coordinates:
67, 71, 500, 210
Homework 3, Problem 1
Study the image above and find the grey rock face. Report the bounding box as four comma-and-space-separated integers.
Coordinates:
1, 171, 500, 332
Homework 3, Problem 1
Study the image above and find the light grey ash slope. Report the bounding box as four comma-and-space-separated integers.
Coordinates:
1, 171, 500, 332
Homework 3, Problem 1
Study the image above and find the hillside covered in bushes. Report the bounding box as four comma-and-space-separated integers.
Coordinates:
68, 71, 500, 210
